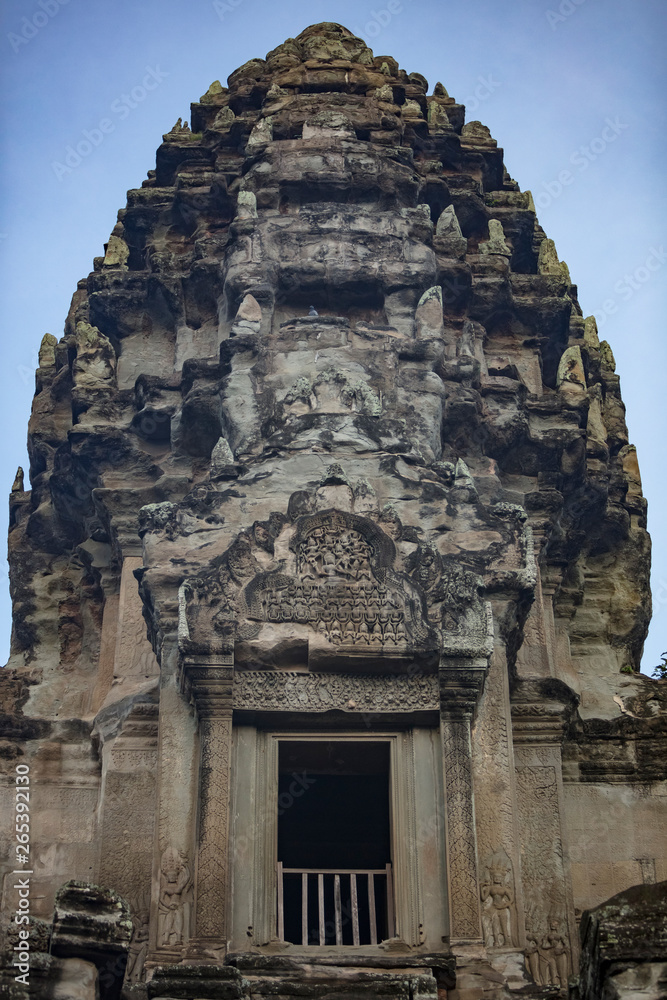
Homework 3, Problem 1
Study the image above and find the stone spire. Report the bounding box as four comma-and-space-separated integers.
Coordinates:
1, 22, 662, 1000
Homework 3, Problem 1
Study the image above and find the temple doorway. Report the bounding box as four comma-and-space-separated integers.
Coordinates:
276, 739, 393, 946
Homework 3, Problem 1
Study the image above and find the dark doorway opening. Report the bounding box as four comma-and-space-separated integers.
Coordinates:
277, 740, 392, 946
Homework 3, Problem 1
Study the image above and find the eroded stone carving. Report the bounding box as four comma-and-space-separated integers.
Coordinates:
540, 919, 570, 988
158, 847, 192, 949
442, 718, 481, 939
125, 894, 150, 983
246, 511, 425, 652
480, 848, 516, 949
233, 670, 439, 713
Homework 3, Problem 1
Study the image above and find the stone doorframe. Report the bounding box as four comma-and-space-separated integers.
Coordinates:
151, 652, 491, 959
247, 730, 422, 949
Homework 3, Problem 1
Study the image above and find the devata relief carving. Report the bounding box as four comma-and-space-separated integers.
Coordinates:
1, 20, 664, 1000
480, 849, 516, 949
157, 847, 192, 949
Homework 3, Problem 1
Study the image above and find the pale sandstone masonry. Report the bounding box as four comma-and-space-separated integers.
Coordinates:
1, 22, 665, 1000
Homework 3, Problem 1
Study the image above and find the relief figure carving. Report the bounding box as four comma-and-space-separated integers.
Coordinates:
245, 510, 435, 652
524, 918, 570, 988
158, 846, 192, 948
125, 896, 149, 983
540, 919, 569, 987
480, 848, 516, 948
524, 931, 541, 984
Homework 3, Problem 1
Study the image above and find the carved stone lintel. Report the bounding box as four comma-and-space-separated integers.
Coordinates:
233, 670, 439, 713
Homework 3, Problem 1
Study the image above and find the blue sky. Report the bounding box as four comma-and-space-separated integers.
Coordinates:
1, 0, 665, 672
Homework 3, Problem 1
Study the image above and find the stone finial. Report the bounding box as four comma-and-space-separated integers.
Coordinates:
480, 219, 511, 256
73, 321, 116, 389
103, 229, 129, 269
433, 81, 449, 98
409, 72, 428, 91
38, 333, 58, 368
415, 286, 445, 340
375, 83, 394, 102
461, 121, 497, 146
295, 22, 373, 64
247, 116, 273, 150
266, 83, 288, 99
210, 436, 235, 476
212, 106, 236, 130
401, 99, 424, 120
538, 238, 570, 281
162, 117, 193, 142
428, 101, 451, 131
436, 205, 462, 239
600, 340, 616, 371
584, 315, 600, 349
453, 458, 478, 500
12, 467, 24, 493
231, 293, 262, 335
199, 80, 226, 103
586, 385, 608, 453
435, 204, 467, 257
458, 319, 478, 359
236, 190, 257, 219
557, 345, 586, 393
619, 444, 642, 496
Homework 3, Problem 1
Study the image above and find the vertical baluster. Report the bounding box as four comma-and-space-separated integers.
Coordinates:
318, 873, 325, 946
368, 873, 377, 945
302, 872, 308, 945
277, 862, 284, 942
350, 873, 360, 945
385, 863, 394, 938
334, 873, 343, 945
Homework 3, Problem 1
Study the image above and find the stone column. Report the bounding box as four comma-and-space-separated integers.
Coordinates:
182, 655, 234, 953
512, 681, 578, 990
472, 640, 525, 956
439, 661, 487, 943
147, 638, 198, 967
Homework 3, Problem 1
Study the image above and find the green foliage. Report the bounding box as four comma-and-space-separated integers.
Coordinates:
651, 652, 667, 680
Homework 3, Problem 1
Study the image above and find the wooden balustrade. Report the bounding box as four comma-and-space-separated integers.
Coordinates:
276, 864, 394, 946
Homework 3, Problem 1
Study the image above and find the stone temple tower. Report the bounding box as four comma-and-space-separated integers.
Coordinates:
1, 22, 666, 1000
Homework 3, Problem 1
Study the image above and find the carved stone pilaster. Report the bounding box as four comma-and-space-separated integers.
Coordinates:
181, 655, 234, 948
439, 661, 487, 941
511, 679, 579, 988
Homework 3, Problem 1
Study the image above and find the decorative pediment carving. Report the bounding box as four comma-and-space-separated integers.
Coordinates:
178, 497, 492, 668
242, 509, 435, 663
